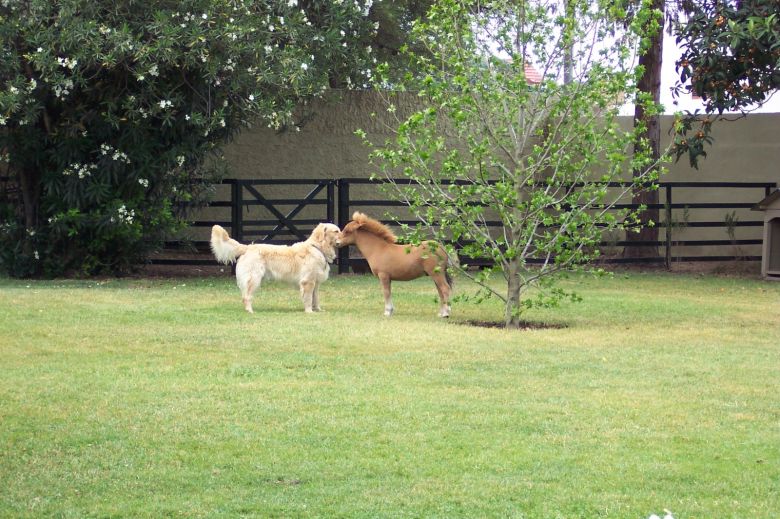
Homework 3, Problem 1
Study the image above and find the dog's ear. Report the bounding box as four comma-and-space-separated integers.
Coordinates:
310, 224, 326, 243
313, 224, 337, 261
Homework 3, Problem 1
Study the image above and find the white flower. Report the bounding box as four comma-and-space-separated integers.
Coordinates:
34, 251, 39, 260
112, 151, 130, 163
176, 155, 185, 167
137, 74, 146, 82
268, 24, 275, 31
57, 57, 77, 70
201, 13, 208, 19
117, 205, 135, 224
148, 65, 159, 77
185, 114, 191, 121
37, 47, 43, 53
301, 63, 308, 71
220, 118, 225, 127
9, 86, 18, 95
248, 94, 255, 101
138, 178, 149, 188
287, 0, 297, 6
0, 116, 6, 126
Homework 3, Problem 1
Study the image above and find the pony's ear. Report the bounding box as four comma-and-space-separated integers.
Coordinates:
351, 211, 365, 221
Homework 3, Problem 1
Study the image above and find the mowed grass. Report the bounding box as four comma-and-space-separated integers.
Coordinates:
0, 271, 778, 518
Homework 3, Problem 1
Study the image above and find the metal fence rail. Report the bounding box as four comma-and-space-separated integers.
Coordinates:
149, 178, 776, 271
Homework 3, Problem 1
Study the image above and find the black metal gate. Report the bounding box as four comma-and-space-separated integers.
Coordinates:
230, 179, 335, 245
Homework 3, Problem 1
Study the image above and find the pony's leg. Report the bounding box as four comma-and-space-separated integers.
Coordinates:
378, 273, 394, 316
432, 272, 452, 318
300, 280, 316, 313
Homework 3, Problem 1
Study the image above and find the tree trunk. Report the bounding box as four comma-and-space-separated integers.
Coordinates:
563, 0, 574, 85
626, 0, 664, 259
18, 167, 39, 231
504, 258, 522, 329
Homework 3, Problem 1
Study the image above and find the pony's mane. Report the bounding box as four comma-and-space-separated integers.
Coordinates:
351, 212, 397, 243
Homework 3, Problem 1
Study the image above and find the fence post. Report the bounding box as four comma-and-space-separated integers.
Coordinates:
664, 184, 672, 269
326, 180, 335, 224
337, 179, 350, 273
231, 180, 243, 243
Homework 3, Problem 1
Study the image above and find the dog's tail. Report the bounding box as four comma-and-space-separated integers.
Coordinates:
210, 225, 248, 264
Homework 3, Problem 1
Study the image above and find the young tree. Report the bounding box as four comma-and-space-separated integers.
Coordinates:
671, 0, 780, 167
0, 0, 376, 277
360, 0, 670, 328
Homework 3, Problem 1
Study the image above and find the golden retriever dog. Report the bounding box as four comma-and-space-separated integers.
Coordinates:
210, 223, 340, 313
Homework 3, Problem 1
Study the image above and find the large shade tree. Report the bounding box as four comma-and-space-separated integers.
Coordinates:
671, 0, 780, 167
626, 0, 665, 258
361, 0, 670, 328
0, 0, 378, 277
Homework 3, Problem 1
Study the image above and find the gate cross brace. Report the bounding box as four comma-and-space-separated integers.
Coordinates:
242, 182, 328, 242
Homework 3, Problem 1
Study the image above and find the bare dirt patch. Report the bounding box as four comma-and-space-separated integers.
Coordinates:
460, 320, 567, 331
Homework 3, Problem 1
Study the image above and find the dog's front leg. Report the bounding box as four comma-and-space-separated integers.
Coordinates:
300, 280, 315, 313
312, 281, 322, 312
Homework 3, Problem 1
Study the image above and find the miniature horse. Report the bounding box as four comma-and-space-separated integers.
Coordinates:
336, 212, 452, 317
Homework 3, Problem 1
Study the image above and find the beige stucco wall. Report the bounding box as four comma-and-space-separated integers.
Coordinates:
224, 92, 780, 183
206, 91, 779, 258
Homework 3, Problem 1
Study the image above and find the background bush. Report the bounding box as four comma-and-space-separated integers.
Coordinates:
0, 0, 378, 276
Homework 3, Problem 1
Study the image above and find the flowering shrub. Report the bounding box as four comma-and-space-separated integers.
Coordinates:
0, 0, 377, 276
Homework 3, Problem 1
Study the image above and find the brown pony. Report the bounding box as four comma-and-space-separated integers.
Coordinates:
336, 212, 453, 317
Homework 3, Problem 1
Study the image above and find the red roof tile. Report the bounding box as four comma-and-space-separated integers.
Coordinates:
524, 63, 542, 84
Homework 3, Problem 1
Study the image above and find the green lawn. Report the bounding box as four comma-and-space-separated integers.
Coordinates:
1, 271, 778, 518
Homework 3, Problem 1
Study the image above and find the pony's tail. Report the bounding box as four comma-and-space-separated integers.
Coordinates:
445, 250, 459, 289
210, 225, 248, 264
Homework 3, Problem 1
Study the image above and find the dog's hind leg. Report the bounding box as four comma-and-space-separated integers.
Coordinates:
242, 278, 256, 313
300, 280, 316, 313
237, 258, 263, 313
